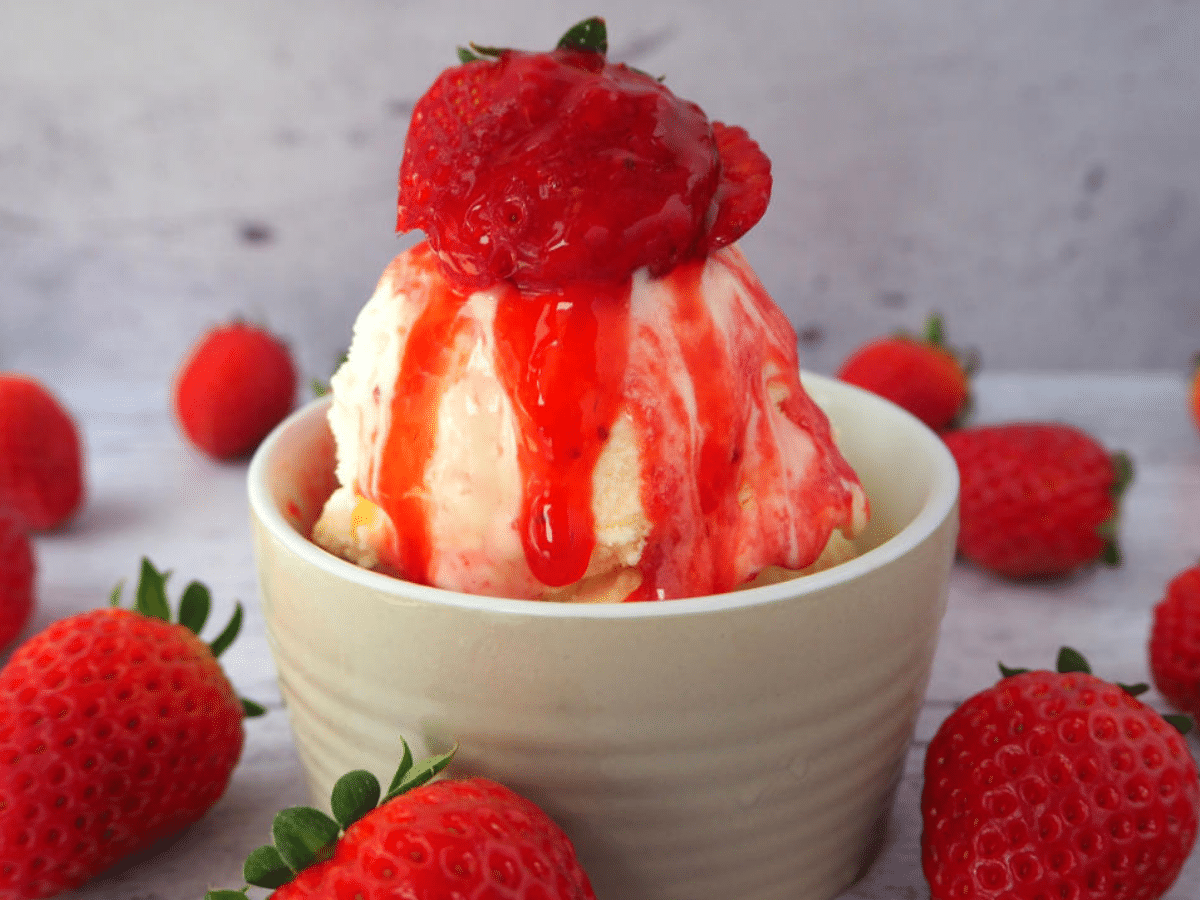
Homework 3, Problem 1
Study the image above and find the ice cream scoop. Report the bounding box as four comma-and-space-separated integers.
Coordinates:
312, 241, 866, 601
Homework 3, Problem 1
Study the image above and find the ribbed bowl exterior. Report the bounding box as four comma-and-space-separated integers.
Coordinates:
249, 374, 958, 900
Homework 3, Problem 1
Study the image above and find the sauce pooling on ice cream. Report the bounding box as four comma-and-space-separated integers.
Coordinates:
312, 18, 867, 601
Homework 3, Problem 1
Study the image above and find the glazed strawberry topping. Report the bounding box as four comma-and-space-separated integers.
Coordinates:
395, 18, 771, 293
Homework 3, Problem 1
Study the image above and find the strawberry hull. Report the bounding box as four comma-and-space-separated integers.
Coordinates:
247, 375, 959, 900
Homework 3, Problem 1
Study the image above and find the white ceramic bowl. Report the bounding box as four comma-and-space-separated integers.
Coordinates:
247, 372, 958, 900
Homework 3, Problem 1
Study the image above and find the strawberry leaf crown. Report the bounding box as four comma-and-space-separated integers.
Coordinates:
115, 557, 266, 718
205, 739, 457, 898
457, 15, 608, 64
998, 645, 1192, 735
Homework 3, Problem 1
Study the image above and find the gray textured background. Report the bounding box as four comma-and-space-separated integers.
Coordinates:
2, 0, 1198, 390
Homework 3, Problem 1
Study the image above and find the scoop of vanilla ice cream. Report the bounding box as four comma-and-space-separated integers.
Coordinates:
312, 242, 866, 601
315, 255, 654, 600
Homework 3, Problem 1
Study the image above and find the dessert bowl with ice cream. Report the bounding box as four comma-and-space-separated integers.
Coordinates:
248, 18, 958, 900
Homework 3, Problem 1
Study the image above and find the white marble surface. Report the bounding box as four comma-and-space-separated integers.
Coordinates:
1, 370, 1196, 899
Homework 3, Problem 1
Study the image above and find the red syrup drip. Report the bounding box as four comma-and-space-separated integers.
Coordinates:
717, 251, 862, 559
626, 251, 860, 601
493, 280, 631, 587
622, 257, 749, 601
631, 259, 737, 600
373, 247, 475, 584
720, 251, 859, 493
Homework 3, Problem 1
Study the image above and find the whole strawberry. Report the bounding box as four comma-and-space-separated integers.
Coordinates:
0, 374, 85, 531
922, 648, 1200, 900
396, 17, 770, 292
836, 314, 975, 432
0, 512, 35, 650
943, 422, 1132, 578
1150, 561, 1200, 718
174, 321, 297, 460
206, 741, 594, 900
0, 559, 264, 898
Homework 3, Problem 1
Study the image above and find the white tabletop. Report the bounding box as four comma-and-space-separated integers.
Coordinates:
13, 369, 1200, 899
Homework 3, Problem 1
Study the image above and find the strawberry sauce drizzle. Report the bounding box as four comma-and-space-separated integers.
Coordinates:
374, 250, 475, 584
492, 281, 630, 587
628, 251, 859, 600
632, 259, 748, 598
361, 243, 860, 600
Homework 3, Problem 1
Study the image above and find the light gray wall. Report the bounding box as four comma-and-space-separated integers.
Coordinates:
2, 1, 1197, 388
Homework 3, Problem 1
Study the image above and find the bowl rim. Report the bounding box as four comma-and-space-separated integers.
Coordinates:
247, 372, 958, 620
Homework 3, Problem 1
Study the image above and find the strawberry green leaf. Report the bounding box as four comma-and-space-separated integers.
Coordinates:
998, 662, 1028, 678
1097, 522, 1122, 567
245, 843, 295, 889
178, 581, 212, 634
209, 602, 244, 659
1165, 714, 1193, 735
108, 579, 124, 607
385, 744, 457, 802
136, 558, 172, 621
924, 313, 946, 348
331, 770, 381, 830
1098, 451, 1134, 567
1110, 451, 1134, 499
457, 42, 508, 63
1056, 646, 1092, 674
557, 16, 607, 54
387, 737, 416, 796
242, 697, 267, 718
272, 806, 340, 873
1119, 681, 1150, 697
467, 43, 507, 58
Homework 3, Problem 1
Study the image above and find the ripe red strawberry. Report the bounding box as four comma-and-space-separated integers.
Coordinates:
174, 321, 297, 460
0, 374, 85, 531
922, 647, 1200, 900
836, 314, 975, 432
0, 559, 263, 898
0, 513, 35, 650
395, 17, 771, 293
1150, 562, 1200, 718
943, 422, 1132, 578
206, 741, 595, 900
